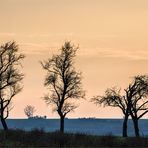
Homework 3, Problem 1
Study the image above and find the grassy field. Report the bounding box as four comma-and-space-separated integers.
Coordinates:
0, 129, 148, 147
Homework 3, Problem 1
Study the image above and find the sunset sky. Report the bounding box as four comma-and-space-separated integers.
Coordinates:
0, 0, 148, 118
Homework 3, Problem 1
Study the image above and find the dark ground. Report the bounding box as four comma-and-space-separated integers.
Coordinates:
0, 129, 148, 147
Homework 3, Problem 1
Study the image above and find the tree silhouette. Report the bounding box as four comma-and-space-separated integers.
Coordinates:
0, 42, 24, 130
24, 105, 36, 118
91, 87, 129, 137
126, 75, 148, 137
41, 41, 84, 133
92, 75, 148, 137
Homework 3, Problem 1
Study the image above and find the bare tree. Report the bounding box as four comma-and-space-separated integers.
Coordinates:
125, 75, 148, 137
92, 75, 148, 137
91, 87, 129, 137
41, 41, 84, 133
0, 41, 24, 130
24, 105, 36, 118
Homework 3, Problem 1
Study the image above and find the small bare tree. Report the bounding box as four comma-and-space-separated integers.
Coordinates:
41, 41, 84, 133
24, 105, 36, 118
91, 87, 129, 137
0, 41, 24, 130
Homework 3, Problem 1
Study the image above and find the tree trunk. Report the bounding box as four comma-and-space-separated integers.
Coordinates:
122, 114, 128, 137
60, 116, 64, 133
133, 118, 140, 137
1, 118, 8, 131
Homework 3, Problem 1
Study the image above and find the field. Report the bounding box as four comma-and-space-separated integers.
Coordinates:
0, 119, 148, 147
1, 119, 148, 136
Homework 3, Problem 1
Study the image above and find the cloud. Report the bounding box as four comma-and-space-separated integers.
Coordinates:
0, 32, 147, 60
20, 42, 148, 61
20, 42, 58, 55
0, 33, 16, 37
78, 47, 148, 60
98, 48, 148, 60
27, 33, 75, 38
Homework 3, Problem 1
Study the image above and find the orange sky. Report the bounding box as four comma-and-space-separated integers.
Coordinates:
0, 0, 148, 118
